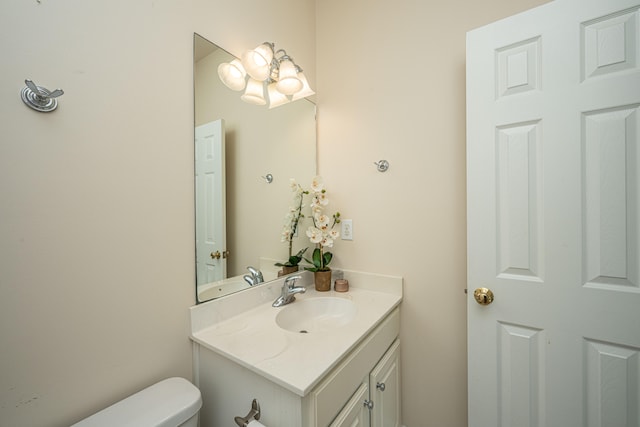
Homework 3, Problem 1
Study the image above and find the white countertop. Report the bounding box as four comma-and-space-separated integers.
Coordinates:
189, 270, 402, 396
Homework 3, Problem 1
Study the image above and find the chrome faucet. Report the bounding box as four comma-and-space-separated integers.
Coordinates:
272, 275, 306, 307
243, 275, 255, 286
248, 266, 264, 283
244, 266, 264, 286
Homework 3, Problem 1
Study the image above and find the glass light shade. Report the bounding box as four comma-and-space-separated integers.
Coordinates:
291, 71, 315, 101
276, 59, 303, 95
241, 43, 273, 81
217, 59, 246, 91
267, 82, 290, 109
240, 78, 266, 105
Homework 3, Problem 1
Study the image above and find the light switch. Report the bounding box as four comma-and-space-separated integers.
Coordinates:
341, 219, 353, 240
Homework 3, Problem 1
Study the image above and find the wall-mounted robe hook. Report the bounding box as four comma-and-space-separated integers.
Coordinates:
21, 79, 64, 112
373, 160, 389, 172
261, 174, 274, 183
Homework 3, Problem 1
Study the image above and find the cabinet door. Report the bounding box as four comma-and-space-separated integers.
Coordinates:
329, 382, 371, 427
370, 339, 401, 427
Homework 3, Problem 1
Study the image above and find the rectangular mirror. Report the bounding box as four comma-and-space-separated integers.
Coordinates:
194, 34, 317, 303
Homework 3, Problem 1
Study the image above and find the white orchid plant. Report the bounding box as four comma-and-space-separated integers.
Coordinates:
304, 176, 341, 272
275, 179, 309, 268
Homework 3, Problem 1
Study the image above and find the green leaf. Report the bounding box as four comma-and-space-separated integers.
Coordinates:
323, 251, 333, 267
277, 247, 308, 267
312, 248, 322, 268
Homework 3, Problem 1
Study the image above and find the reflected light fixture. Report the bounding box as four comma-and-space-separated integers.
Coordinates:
217, 42, 314, 109
241, 78, 267, 105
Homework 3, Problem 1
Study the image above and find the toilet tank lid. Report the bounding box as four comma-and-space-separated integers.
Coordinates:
71, 377, 202, 427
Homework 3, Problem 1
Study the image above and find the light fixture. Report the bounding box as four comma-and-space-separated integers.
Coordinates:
241, 42, 274, 81
217, 41, 314, 108
267, 82, 290, 109
217, 59, 246, 91
275, 56, 302, 95
240, 78, 266, 105
291, 69, 314, 101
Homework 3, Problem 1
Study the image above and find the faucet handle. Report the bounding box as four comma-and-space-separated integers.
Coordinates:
284, 275, 302, 287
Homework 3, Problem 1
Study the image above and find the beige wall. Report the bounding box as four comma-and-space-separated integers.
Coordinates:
315, 1, 548, 426
0, 1, 315, 426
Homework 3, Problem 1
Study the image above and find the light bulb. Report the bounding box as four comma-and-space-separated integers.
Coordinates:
241, 43, 274, 81
217, 59, 246, 91
291, 71, 315, 100
268, 82, 290, 109
276, 58, 303, 95
240, 78, 266, 105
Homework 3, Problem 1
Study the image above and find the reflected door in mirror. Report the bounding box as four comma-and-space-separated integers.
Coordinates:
195, 119, 226, 285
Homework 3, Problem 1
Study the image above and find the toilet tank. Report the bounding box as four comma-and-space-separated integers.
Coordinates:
71, 377, 202, 427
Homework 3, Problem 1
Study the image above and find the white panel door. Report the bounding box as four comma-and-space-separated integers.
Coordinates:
467, 1, 640, 426
195, 120, 226, 286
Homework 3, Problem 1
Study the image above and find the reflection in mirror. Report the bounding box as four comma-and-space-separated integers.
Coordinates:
194, 34, 317, 303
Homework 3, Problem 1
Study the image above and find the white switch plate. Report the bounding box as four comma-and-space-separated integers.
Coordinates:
341, 219, 353, 240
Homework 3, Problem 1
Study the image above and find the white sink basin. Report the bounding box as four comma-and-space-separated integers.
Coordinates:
275, 297, 357, 333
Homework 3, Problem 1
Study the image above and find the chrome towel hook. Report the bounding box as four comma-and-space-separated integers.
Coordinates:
373, 160, 389, 172
21, 79, 64, 112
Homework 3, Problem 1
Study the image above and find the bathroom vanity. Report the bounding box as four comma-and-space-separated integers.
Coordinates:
189, 271, 402, 426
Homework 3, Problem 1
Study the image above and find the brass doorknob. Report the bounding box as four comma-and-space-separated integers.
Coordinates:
210, 251, 221, 260
473, 287, 494, 305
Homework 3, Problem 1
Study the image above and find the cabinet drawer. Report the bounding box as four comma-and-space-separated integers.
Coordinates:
307, 307, 400, 426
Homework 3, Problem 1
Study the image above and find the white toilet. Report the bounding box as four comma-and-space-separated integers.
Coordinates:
71, 377, 202, 427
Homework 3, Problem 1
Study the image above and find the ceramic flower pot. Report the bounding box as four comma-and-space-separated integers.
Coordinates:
314, 270, 332, 292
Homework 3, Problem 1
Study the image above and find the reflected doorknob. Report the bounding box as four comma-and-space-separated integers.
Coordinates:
222, 250, 230, 259
473, 287, 494, 305
210, 251, 221, 259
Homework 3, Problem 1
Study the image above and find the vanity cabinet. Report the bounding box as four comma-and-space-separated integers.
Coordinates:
194, 307, 401, 427
329, 339, 401, 427
330, 383, 370, 426
370, 338, 401, 427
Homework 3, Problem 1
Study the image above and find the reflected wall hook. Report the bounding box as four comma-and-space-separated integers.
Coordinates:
373, 160, 389, 172
261, 173, 273, 183
21, 79, 64, 112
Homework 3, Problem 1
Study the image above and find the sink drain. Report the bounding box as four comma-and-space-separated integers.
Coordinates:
299, 330, 308, 334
